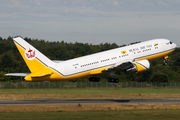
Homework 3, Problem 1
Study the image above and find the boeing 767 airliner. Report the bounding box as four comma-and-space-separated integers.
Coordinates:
5, 37, 177, 83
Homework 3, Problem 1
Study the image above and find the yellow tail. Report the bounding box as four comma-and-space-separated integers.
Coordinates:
13, 37, 53, 73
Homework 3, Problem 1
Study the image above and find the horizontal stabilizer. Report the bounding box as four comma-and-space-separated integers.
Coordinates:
5, 73, 30, 77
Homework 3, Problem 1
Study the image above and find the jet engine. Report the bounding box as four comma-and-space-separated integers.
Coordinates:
126, 60, 150, 73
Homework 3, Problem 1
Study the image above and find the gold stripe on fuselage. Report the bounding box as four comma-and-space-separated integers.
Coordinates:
25, 65, 111, 81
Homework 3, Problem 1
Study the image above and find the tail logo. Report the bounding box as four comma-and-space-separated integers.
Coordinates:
25, 48, 36, 60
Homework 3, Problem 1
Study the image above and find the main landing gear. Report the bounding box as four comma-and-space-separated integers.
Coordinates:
108, 70, 119, 83
89, 77, 100, 82
108, 78, 119, 83
88, 70, 120, 83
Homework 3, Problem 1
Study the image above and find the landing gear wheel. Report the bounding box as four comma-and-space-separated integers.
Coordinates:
163, 59, 168, 66
108, 78, 119, 83
111, 78, 115, 83
108, 78, 111, 82
89, 77, 100, 82
108, 78, 114, 82
163, 62, 167, 66
114, 78, 119, 83
96, 78, 100, 82
89, 77, 93, 82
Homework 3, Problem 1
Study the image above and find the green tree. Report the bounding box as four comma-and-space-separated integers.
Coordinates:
150, 72, 169, 82
0, 71, 10, 81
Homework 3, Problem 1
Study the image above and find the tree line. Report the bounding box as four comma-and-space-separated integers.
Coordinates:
0, 36, 180, 82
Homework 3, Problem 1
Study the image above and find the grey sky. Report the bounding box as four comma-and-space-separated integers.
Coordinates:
0, 0, 180, 46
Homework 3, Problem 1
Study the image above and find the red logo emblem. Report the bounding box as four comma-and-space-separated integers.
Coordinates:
25, 48, 36, 60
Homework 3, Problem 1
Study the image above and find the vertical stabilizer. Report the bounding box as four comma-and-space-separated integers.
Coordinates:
13, 37, 53, 73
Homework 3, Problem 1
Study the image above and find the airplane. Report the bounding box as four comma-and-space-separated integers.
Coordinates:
5, 37, 177, 83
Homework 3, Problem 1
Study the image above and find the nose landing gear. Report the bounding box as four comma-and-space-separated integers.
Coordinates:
163, 56, 168, 66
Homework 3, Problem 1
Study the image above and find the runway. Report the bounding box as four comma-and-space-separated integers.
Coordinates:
0, 99, 180, 105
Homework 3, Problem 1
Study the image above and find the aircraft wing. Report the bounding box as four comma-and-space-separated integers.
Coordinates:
104, 61, 134, 72
5, 73, 30, 77
103, 59, 150, 73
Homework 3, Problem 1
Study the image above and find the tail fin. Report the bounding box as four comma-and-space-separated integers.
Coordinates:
13, 37, 53, 73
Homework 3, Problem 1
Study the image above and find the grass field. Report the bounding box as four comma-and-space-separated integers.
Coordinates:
0, 88, 180, 100
0, 88, 180, 119
0, 109, 180, 120
1, 104, 180, 112
1, 88, 180, 94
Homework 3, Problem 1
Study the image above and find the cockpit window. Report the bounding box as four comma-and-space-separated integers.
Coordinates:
170, 41, 173, 44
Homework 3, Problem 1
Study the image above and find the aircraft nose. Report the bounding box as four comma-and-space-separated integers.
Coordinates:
173, 43, 177, 49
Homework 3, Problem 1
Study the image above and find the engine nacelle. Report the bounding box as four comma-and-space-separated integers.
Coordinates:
126, 60, 150, 73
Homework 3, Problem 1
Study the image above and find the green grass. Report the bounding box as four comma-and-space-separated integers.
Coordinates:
0, 88, 180, 94
0, 109, 180, 120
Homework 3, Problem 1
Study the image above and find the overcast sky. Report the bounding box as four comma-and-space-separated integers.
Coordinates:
1, 0, 180, 46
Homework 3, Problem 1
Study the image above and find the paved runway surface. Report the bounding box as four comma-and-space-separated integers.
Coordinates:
0, 99, 180, 105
